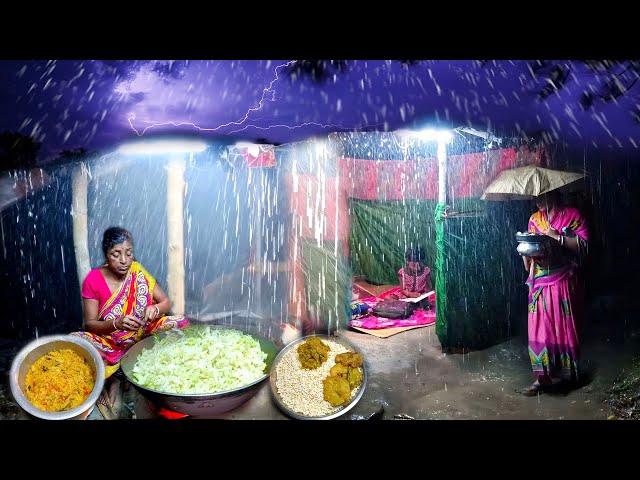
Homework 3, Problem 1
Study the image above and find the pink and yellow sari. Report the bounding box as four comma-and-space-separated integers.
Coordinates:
72, 261, 188, 365
526, 207, 588, 381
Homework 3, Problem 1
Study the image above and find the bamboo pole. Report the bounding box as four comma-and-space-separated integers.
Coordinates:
435, 139, 449, 348
71, 162, 91, 288
166, 156, 186, 314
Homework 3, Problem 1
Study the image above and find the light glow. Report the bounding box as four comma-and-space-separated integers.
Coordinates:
397, 128, 453, 143
117, 139, 208, 155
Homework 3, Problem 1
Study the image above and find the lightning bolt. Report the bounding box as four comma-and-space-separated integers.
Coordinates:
128, 60, 298, 137
228, 122, 351, 134
127, 60, 387, 138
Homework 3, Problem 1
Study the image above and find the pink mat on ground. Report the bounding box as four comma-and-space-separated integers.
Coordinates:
349, 287, 437, 330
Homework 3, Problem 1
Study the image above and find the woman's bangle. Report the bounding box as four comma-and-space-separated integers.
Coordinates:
559, 235, 565, 247
113, 318, 118, 330
154, 305, 160, 316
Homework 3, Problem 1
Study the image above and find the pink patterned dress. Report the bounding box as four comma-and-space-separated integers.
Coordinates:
526, 207, 588, 381
397, 266, 432, 294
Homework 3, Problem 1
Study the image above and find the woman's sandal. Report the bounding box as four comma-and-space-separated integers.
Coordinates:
521, 377, 564, 396
521, 381, 543, 396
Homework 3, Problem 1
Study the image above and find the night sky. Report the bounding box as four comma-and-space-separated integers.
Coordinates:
1, 59, 639, 161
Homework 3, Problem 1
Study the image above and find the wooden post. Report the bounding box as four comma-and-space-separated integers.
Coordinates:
71, 162, 91, 288
166, 156, 186, 314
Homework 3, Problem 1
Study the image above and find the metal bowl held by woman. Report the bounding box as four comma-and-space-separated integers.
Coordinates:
10, 335, 105, 420
120, 325, 279, 418
515, 232, 552, 258
269, 334, 367, 420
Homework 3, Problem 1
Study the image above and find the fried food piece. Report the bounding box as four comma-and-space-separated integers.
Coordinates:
347, 366, 363, 389
297, 337, 330, 369
335, 352, 363, 368
329, 363, 349, 378
323, 375, 351, 406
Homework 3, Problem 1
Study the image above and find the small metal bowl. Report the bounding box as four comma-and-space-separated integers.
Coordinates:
516, 241, 546, 257
9, 335, 105, 420
515, 232, 549, 243
120, 326, 279, 417
269, 334, 367, 420
515, 232, 551, 257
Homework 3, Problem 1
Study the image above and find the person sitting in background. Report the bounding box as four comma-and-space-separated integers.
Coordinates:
397, 246, 433, 298
72, 227, 188, 376
387, 246, 433, 305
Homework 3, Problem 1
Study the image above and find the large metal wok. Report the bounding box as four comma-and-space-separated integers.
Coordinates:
120, 325, 279, 417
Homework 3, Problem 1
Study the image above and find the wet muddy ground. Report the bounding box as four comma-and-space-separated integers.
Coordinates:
340, 324, 640, 420
2, 323, 639, 420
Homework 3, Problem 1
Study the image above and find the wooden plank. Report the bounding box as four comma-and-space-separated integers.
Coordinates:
166, 157, 185, 314
71, 163, 91, 290
350, 324, 431, 338
353, 280, 396, 298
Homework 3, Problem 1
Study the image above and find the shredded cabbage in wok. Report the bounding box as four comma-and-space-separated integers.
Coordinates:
131, 327, 267, 394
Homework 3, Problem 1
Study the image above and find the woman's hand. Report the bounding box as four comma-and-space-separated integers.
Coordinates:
144, 304, 161, 322
543, 227, 561, 242
118, 314, 145, 331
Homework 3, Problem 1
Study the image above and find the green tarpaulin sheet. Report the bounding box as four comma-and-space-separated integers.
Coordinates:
350, 198, 529, 349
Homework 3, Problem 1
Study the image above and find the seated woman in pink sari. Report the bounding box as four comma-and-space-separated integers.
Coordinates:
72, 227, 188, 371
521, 192, 588, 396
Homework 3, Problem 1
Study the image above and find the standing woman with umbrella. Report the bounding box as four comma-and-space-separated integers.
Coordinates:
521, 190, 589, 395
